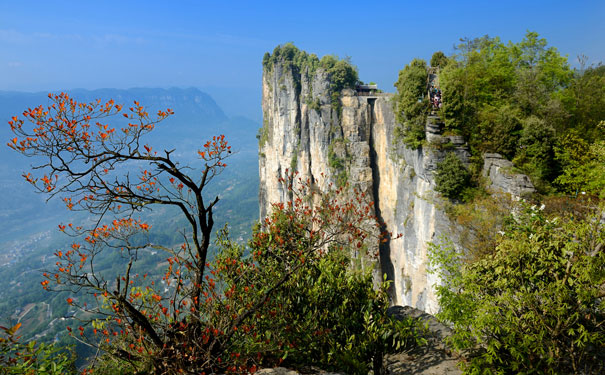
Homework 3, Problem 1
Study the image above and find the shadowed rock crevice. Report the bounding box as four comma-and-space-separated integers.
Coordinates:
368, 97, 395, 292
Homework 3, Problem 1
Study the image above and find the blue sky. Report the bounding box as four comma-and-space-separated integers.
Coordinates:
1, 0, 603, 119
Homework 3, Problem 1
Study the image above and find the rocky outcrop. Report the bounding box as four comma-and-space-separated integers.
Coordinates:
259, 53, 468, 313
483, 153, 536, 198
385, 306, 461, 375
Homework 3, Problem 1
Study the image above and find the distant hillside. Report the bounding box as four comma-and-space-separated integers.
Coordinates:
0, 87, 260, 242
1, 87, 226, 148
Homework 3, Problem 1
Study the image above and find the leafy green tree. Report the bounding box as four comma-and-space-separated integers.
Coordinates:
430, 204, 605, 374
475, 104, 522, 158
0, 323, 76, 375
393, 58, 429, 148
558, 62, 605, 141
513, 116, 557, 188
509, 31, 572, 116
430, 51, 448, 68
434, 152, 471, 200
555, 124, 605, 197
440, 64, 471, 133
440, 36, 517, 138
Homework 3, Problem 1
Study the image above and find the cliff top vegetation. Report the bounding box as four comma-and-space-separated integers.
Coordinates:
262, 43, 358, 91
262, 43, 358, 112
394, 31, 605, 200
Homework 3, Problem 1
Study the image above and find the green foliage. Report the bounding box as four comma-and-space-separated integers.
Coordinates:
475, 104, 522, 159
513, 116, 557, 187
430, 51, 448, 68
430, 204, 605, 374
435, 31, 604, 191
263, 42, 320, 76
88, 354, 140, 375
290, 152, 298, 170
319, 55, 358, 92
434, 152, 471, 200
0, 324, 76, 375
264, 44, 358, 116
320, 55, 358, 114
327, 139, 350, 188
510, 32, 572, 115
554, 124, 605, 197
393, 58, 430, 149
257, 118, 270, 148
306, 95, 321, 112
557, 62, 605, 141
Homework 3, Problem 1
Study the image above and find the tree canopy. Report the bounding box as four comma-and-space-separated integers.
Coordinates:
430, 203, 605, 374
393, 31, 605, 195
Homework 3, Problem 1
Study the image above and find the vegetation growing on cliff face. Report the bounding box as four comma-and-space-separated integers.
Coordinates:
262, 43, 358, 115
392, 58, 430, 149
430, 203, 605, 374
434, 152, 471, 200
328, 139, 350, 188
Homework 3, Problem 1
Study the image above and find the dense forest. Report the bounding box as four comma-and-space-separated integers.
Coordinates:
394, 31, 604, 199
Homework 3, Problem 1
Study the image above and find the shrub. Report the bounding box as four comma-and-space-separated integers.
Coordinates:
434, 152, 471, 200
328, 140, 349, 187
430, 51, 448, 68
475, 104, 522, 159
0, 324, 76, 375
430, 204, 605, 374
554, 125, 605, 198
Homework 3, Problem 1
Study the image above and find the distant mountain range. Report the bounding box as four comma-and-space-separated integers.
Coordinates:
0, 87, 260, 151
0, 87, 260, 242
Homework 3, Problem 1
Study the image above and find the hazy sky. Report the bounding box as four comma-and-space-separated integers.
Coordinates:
1, 0, 603, 119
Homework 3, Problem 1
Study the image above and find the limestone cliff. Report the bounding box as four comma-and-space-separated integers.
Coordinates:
258, 49, 530, 313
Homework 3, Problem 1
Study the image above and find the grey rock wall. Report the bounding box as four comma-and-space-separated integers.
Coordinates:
259, 59, 481, 313
483, 153, 536, 197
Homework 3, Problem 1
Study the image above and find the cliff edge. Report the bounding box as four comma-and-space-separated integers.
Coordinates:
258, 45, 532, 313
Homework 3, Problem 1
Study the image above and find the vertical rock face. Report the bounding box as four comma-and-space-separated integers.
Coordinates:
483, 153, 536, 197
259, 56, 464, 314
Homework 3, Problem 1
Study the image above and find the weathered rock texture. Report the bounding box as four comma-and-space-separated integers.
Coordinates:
385, 305, 462, 375
260, 57, 453, 313
483, 153, 536, 197
258, 55, 531, 313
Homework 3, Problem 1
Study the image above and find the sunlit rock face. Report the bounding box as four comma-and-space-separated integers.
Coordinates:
259, 59, 468, 314
483, 153, 536, 197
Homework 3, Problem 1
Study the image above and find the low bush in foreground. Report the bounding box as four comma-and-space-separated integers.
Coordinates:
431, 203, 605, 374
